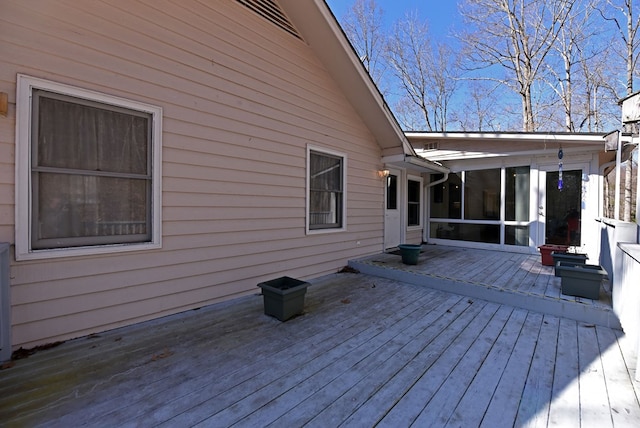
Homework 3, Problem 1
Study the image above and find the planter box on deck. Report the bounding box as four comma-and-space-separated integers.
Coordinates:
552, 251, 588, 276
538, 244, 569, 266
257, 276, 309, 321
556, 262, 607, 300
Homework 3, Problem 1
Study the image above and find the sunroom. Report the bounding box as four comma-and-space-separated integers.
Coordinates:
407, 132, 612, 260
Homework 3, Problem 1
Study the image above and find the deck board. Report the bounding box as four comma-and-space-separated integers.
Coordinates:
479, 311, 544, 427
340, 299, 490, 426
515, 315, 559, 428
597, 327, 640, 426
1, 247, 639, 427
578, 323, 614, 427
445, 308, 529, 427
548, 318, 581, 427
378, 302, 503, 426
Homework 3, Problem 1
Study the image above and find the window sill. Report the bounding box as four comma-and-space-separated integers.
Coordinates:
15, 241, 162, 261
306, 227, 347, 235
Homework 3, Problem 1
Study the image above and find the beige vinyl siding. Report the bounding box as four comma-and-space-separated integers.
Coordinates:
405, 229, 424, 245
1, 0, 385, 349
0, 80, 14, 241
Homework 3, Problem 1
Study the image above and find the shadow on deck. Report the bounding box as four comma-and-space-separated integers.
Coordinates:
349, 245, 621, 330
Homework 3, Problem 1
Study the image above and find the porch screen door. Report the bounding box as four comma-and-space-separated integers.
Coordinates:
539, 169, 583, 246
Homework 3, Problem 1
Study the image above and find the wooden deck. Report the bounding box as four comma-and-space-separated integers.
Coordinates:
1, 248, 639, 427
350, 245, 620, 329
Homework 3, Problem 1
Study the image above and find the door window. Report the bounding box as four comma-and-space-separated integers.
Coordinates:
545, 170, 582, 246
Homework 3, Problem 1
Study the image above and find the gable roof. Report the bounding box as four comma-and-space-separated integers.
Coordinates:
277, 0, 447, 174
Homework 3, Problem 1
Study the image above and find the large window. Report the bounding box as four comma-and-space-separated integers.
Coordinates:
429, 166, 530, 247
16, 75, 162, 259
308, 147, 345, 232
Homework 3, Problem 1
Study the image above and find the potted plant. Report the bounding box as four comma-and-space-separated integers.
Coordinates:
257, 276, 309, 321
397, 244, 422, 265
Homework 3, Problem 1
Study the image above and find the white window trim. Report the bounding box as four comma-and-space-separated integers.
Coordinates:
15, 74, 163, 260
306, 145, 347, 234
407, 175, 423, 230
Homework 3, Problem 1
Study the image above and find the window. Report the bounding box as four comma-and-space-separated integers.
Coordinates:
16, 75, 162, 259
386, 174, 398, 210
407, 177, 422, 227
428, 166, 531, 247
307, 147, 346, 232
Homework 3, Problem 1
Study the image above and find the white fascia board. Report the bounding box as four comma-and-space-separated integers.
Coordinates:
382, 154, 449, 174
405, 132, 607, 144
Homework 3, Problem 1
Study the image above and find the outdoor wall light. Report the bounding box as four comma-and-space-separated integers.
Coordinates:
378, 169, 390, 178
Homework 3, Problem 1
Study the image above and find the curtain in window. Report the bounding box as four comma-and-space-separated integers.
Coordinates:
33, 93, 150, 248
309, 151, 342, 228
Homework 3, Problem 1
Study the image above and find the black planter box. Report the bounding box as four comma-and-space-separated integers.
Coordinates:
551, 251, 588, 276
556, 262, 607, 300
257, 276, 309, 321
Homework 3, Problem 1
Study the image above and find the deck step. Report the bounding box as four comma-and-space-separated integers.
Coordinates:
348, 257, 621, 330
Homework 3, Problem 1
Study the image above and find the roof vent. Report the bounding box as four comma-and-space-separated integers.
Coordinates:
236, 0, 302, 40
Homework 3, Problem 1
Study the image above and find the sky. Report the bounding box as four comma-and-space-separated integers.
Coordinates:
325, 0, 462, 41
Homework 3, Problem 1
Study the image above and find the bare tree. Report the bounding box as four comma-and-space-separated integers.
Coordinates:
599, 1, 640, 221
451, 80, 508, 131
543, 1, 602, 131
599, 0, 640, 94
386, 12, 458, 131
459, 0, 577, 131
341, 0, 389, 93
577, 39, 620, 131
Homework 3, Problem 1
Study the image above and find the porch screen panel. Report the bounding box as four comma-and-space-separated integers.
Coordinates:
430, 173, 462, 219
505, 226, 529, 246
465, 169, 500, 220
505, 167, 530, 221
430, 222, 500, 244
505, 166, 530, 246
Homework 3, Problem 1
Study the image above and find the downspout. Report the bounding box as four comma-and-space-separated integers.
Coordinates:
615, 135, 622, 220
427, 172, 449, 188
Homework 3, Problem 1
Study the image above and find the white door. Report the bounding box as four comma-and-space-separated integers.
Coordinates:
537, 166, 584, 247
384, 169, 402, 249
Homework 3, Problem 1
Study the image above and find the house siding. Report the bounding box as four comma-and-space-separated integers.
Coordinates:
0, 0, 385, 349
